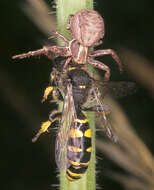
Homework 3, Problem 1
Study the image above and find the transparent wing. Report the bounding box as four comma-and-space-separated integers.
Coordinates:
91, 79, 136, 142
94, 79, 136, 99
102, 81, 136, 98
92, 87, 118, 143
96, 109, 118, 143
94, 69, 136, 98
55, 81, 77, 170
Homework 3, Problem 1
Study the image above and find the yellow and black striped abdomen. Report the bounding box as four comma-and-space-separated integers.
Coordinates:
66, 111, 92, 181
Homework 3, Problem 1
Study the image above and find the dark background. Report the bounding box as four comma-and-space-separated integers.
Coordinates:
1, 0, 154, 189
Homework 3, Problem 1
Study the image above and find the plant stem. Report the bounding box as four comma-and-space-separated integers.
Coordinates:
57, 0, 93, 43
56, 0, 95, 189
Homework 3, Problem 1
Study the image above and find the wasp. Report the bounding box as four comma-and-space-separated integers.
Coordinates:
32, 60, 94, 181
31, 57, 134, 181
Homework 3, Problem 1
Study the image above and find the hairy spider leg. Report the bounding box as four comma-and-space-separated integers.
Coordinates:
88, 58, 110, 82
12, 45, 70, 60
90, 49, 123, 72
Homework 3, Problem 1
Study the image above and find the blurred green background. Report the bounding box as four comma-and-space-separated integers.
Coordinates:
1, 0, 154, 189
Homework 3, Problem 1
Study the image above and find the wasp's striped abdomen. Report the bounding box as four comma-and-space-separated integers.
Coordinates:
66, 111, 92, 181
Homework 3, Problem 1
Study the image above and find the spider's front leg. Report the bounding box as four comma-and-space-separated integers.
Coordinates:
52, 30, 69, 44
90, 49, 123, 72
88, 58, 110, 82
12, 45, 70, 60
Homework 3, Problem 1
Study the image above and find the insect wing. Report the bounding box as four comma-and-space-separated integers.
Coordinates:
93, 88, 118, 142
97, 81, 136, 99
55, 82, 77, 170
96, 110, 118, 143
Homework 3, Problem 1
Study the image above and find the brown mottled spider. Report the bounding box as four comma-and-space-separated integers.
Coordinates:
12, 9, 122, 82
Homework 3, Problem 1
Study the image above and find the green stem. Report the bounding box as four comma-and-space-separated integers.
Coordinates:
56, 0, 95, 189
57, 0, 93, 42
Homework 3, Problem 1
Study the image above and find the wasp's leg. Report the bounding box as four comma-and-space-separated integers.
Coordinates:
32, 120, 51, 142
32, 110, 62, 142
52, 30, 69, 44
42, 86, 63, 103
42, 86, 54, 102
82, 105, 110, 114
49, 110, 62, 122
66, 14, 74, 34
83, 105, 117, 142
53, 88, 63, 102
88, 58, 110, 82
12, 45, 71, 60
42, 69, 58, 102
42, 68, 64, 102
89, 49, 122, 72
